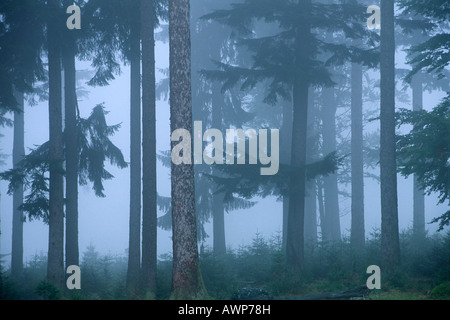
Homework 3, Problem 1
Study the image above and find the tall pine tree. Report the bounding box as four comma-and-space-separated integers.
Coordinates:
203, 0, 374, 269
46, 0, 65, 290
141, 0, 158, 296
169, 0, 207, 299
380, 0, 400, 272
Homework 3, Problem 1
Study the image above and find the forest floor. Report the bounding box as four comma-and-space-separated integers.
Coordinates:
1, 231, 449, 300
370, 290, 430, 300
290, 277, 449, 300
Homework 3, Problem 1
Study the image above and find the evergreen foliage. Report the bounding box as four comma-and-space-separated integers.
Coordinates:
0, 105, 127, 222
396, 94, 450, 231
398, 0, 450, 81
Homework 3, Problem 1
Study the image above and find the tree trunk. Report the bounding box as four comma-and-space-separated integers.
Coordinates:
47, 0, 65, 290
321, 87, 341, 242
286, 0, 312, 270
380, 0, 400, 273
211, 83, 226, 256
304, 87, 317, 245
212, 192, 226, 256
0, 178, 2, 275
281, 101, 292, 249
11, 89, 24, 278
351, 61, 365, 253
304, 180, 317, 246
169, 0, 207, 299
141, 0, 157, 296
411, 73, 425, 241
63, 34, 79, 269
282, 197, 289, 250
126, 7, 142, 292
287, 67, 308, 270
317, 179, 326, 241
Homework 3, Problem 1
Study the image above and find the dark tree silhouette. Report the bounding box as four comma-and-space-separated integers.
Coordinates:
46, 0, 65, 290
380, 0, 400, 273
11, 90, 24, 277
141, 0, 158, 296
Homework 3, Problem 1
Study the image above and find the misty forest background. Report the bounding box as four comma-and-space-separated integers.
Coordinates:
0, 0, 449, 300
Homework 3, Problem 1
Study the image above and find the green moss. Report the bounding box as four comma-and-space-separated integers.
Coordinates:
430, 282, 450, 300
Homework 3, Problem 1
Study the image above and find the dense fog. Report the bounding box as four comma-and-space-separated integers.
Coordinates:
0, 0, 448, 301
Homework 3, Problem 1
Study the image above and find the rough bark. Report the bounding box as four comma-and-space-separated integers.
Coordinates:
411, 73, 425, 241
380, 0, 400, 272
63, 34, 79, 269
321, 87, 341, 242
350, 61, 365, 253
126, 7, 142, 292
47, 0, 65, 290
286, 0, 312, 270
169, 0, 207, 299
11, 89, 24, 278
141, 0, 157, 295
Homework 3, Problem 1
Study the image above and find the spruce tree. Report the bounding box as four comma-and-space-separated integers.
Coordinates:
141, 0, 158, 296
203, 0, 375, 269
169, 0, 207, 299
11, 90, 24, 277
380, 0, 400, 273
46, 0, 65, 290
0, 0, 46, 277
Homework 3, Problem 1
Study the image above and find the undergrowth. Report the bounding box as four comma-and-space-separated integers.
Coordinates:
0, 229, 448, 300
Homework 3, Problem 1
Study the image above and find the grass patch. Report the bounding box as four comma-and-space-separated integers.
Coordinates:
370, 289, 430, 300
